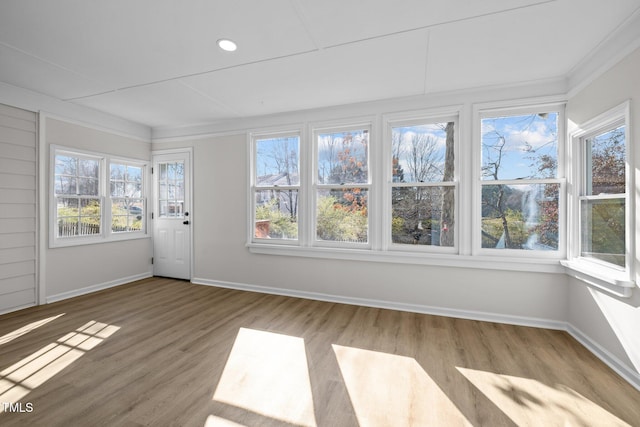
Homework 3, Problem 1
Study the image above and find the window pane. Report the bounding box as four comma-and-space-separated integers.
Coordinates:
111, 181, 125, 197
78, 177, 99, 196
391, 186, 454, 246
125, 182, 141, 198
55, 155, 77, 175
254, 189, 298, 240
391, 122, 454, 183
481, 112, 558, 180
585, 125, 625, 195
57, 198, 100, 237
256, 136, 300, 187
158, 161, 184, 218
110, 163, 126, 180
79, 158, 100, 178
317, 130, 368, 185
55, 176, 76, 195
581, 198, 625, 267
316, 188, 368, 243
112, 198, 144, 233
481, 183, 559, 250
127, 166, 143, 183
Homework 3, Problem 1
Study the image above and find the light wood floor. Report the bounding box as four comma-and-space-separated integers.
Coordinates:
0, 277, 639, 426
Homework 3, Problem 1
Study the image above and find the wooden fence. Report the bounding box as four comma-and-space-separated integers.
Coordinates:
58, 222, 141, 236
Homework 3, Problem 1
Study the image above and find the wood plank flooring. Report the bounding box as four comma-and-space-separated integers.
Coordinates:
0, 277, 639, 426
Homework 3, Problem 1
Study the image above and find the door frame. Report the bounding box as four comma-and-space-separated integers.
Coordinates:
151, 147, 194, 280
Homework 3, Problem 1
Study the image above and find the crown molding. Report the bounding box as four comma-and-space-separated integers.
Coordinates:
0, 81, 151, 141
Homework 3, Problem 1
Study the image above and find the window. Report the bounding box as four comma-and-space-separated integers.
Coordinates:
110, 162, 145, 233
314, 126, 370, 246
248, 101, 568, 273
50, 146, 148, 247
157, 161, 185, 218
389, 119, 456, 250
54, 151, 102, 239
479, 108, 562, 254
564, 101, 633, 295
251, 133, 300, 242
580, 125, 626, 267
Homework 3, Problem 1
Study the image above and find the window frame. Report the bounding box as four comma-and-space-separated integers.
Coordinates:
108, 158, 148, 238
384, 112, 459, 254
249, 129, 303, 246
247, 102, 566, 274
563, 101, 635, 296
473, 102, 566, 260
312, 122, 372, 249
49, 145, 149, 248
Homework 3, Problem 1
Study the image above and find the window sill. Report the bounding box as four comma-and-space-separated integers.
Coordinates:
248, 243, 565, 274
50, 233, 151, 249
561, 259, 635, 298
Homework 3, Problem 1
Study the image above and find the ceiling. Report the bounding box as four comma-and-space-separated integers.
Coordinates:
1, 0, 639, 130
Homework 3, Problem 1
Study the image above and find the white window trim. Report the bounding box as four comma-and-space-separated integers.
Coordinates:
311, 120, 374, 249
249, 128, 304, 246
383, 110, 460, 254
247, 100, 570, 275
472, 101, 567, 260
107, 157, 149, 240
562, 100, 635, 297
49, 145, 149, 248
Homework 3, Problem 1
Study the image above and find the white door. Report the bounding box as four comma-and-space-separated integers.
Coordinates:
152, 150, 191, 280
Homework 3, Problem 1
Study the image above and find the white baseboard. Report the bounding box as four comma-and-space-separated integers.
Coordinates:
192, 277, 566, 330
46, 272, 153, 304
566, 324, 640, 392
192, 276, 640, 392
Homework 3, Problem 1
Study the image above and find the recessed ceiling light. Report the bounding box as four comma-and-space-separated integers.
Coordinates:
217, 39, 237, 52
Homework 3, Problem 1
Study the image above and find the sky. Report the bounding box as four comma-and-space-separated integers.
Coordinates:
481, 112, 558, 180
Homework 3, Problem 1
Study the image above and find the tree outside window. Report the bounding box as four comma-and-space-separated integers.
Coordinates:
253, 135, 300, 240
390, 121, 455, 247
316, 129, 369, 244
580, 124, 626, 267
480, 111, 560, 251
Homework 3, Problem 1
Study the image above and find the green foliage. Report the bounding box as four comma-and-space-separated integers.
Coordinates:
57, 200, 100, 224
316, 195, 367, 242
255, 198, 298, 239
391, 216, 405, 237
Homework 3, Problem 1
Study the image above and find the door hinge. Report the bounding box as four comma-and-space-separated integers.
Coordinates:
151, 167, 154, 174
151, 212, 154, 220
151, 257, 154, 265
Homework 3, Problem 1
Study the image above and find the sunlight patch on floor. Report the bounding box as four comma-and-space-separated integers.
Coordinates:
0, 314, 65, 346
0, 320, 119, 413
333, 344, 472, 427
213, 327, 317, 427
204, 414, 247, 427
456, 366, 632, 427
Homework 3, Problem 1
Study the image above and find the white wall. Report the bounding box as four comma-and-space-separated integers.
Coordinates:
566, 47, 640, 383
43, 117, 153, 300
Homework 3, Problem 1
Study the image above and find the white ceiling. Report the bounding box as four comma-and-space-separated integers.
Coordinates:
1, 0, 639, 130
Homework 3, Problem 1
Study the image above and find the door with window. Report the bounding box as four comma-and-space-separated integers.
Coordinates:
152, 150, 191, 280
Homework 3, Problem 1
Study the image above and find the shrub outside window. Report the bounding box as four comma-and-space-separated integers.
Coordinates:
480, 110, 561, 252
253, 134, 300, 241
315, 127, 370, 245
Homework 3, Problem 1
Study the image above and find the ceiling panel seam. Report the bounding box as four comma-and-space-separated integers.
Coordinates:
319, 0, 557, 50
